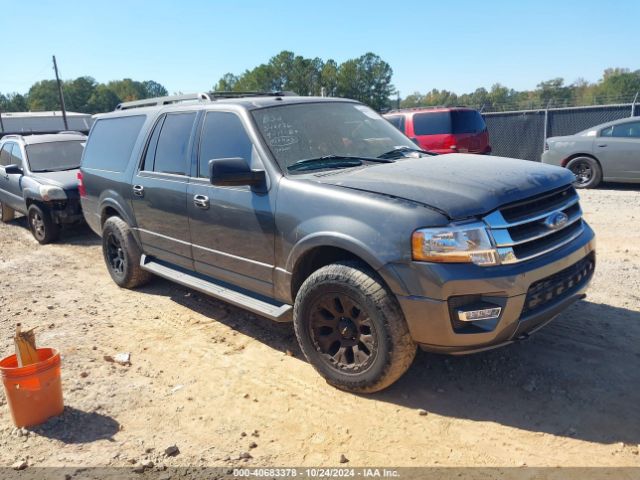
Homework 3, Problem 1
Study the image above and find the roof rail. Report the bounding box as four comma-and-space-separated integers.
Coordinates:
115, 92, 212, 111
58, 130, 85, 135
386, 105, 473, 114
209, 90, 296, 99
0, 134, 23, 140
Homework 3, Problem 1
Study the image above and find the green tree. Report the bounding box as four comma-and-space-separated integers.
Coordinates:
64, 76, 98, 113
87, 85, 121, 113
214, 73, 239, 92
27, 80, 61, 111
142, 80, 168, 98
320, 59, 338, 96
106, 79, 146, 102
0, 93, 28, 112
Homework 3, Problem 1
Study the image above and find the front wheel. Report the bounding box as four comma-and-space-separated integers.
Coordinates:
566, 156, 602, 189
28, 204, 60, 244
293, 261, 417, 393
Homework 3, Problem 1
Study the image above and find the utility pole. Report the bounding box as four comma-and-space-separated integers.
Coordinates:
52, 55, 69, 130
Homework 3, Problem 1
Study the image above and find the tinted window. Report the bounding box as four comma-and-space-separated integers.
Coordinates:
82, 115, 146, 172
612, 121, 640, 138
153, 112, 196, 175
0, 143, 14, 166
413, 112, 451, 135
600, 126, 613, 137
199, 112, 253, 177
385, 115, 405, 132
451, 110, 486, 134
25, 141, 84, 172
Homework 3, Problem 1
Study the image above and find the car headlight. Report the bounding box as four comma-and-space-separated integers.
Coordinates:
411, 222, 498, 266
39, 185, 67, 201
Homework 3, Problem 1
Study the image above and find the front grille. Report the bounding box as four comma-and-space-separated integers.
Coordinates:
484, 185, 585, 264
522, 253, 595, 316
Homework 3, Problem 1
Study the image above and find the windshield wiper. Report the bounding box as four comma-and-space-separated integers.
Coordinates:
287, 155, 393, 172
377, 146, 436, 159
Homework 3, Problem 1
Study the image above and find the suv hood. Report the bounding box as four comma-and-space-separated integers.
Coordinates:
313, 154, 575, 219
30, 169, 80, 191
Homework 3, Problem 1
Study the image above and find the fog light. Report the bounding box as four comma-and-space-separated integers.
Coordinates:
456, 303, 502, 322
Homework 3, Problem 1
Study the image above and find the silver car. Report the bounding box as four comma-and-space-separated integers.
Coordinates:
542, 117, 640, 188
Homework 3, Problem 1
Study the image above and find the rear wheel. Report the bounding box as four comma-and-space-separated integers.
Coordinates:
28, 204, 60, 244
0, 202, 15, 223
102, 216, 152, 288
566, 156, 602, 189
293, 261, 417, 393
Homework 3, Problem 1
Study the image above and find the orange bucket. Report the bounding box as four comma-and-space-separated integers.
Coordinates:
0, 348, 64, 427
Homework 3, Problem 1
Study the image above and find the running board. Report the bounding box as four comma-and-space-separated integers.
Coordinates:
140, 255, 292, 322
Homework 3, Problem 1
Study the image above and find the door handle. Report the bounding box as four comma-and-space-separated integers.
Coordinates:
132, 185, 144, 197
597, 144, 607, 147
193, 194, 210, 209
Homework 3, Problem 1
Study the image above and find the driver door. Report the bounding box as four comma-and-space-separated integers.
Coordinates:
0, 142, 25, 211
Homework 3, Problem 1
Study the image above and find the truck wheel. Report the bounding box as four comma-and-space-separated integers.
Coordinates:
0, 202, 15, 223
293, 261, 416, 393
566, 156, 602, 189
102, 216, 152, 289
28, 204, 60, 244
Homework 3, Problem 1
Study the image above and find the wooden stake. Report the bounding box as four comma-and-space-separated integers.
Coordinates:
14, 324, 38, 367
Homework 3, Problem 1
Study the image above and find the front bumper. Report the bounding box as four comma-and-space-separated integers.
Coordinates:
389, 223, 595, 354
50, 198, 84, 225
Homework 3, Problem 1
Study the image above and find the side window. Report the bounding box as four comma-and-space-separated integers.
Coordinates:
198, 111, 253, 178
385, 115, 405, 132
612, 121, 640, 138
10, 144, 24, 168
83, 116, 146, 172
600, 126, 613, 137
153, 112, 197, 175
0, 143, 13, 166
141, 116, 165, 172
413, 112, 451, 135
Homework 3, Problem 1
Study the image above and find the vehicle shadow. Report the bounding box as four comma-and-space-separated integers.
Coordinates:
598, 181, 640, 191
28, 406, 119, 444
1, 215, 100, 247
137, 278, 640, 446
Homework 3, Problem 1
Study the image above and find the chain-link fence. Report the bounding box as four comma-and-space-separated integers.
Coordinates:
483, 102, 640, 161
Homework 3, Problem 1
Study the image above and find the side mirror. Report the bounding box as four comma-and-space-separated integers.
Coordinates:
4, 164, 23, 175
209, 157, 265, 187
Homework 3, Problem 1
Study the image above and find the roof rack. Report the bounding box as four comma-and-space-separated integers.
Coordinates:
58, 130, 85, 135
115, 93, 212, 111
209, 90, 296, 99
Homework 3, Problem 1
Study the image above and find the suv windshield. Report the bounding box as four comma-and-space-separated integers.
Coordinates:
25, 141, 85, 172
251, 102, 416, 172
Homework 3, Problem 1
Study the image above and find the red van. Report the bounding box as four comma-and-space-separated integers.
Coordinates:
384, 107, 491, 155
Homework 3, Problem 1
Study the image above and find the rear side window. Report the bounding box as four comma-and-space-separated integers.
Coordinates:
451, 110, 486, 134
611, 121, 640, 138
152, 112, 197, 175
83, 116, 146, 172
385, 115, 405, 132
413, 112, 451, 135
198, 112, 253, 178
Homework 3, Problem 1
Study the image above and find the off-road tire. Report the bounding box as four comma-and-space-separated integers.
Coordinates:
0, 201, 15, 223
102, 216, 152, 289
28, 204, 60, 244
566, 156, 602, 189
293, 261, 417, 393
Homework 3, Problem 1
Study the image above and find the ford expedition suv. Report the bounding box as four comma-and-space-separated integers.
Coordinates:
79, 93, 595, 393
0, 132, 86, 243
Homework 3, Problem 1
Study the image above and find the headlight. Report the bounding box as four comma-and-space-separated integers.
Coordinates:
411, 222, 498, 266
39, 185, 67, 201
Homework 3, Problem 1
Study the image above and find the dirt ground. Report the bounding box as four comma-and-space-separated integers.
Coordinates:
0, 185, 639, 471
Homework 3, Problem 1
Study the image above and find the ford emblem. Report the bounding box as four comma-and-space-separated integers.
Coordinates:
544, 211, 569, 230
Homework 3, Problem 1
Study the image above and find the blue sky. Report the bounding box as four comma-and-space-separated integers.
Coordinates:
1, 0, 638, 97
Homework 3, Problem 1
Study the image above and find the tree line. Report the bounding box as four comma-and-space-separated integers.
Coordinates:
0, 78, 168, 114
1, 55, 638, 115
401, 68, 640, 112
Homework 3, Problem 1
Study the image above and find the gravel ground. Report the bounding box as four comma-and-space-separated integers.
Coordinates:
0, 185, 639, 472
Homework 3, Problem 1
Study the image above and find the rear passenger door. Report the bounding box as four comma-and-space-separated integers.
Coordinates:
597, 121, 640, 179
131, 111, 198, 270
0, 142, 24, 211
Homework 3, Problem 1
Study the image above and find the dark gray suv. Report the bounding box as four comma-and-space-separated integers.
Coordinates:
79, 93, 596, 392
0, 133, 86, 243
